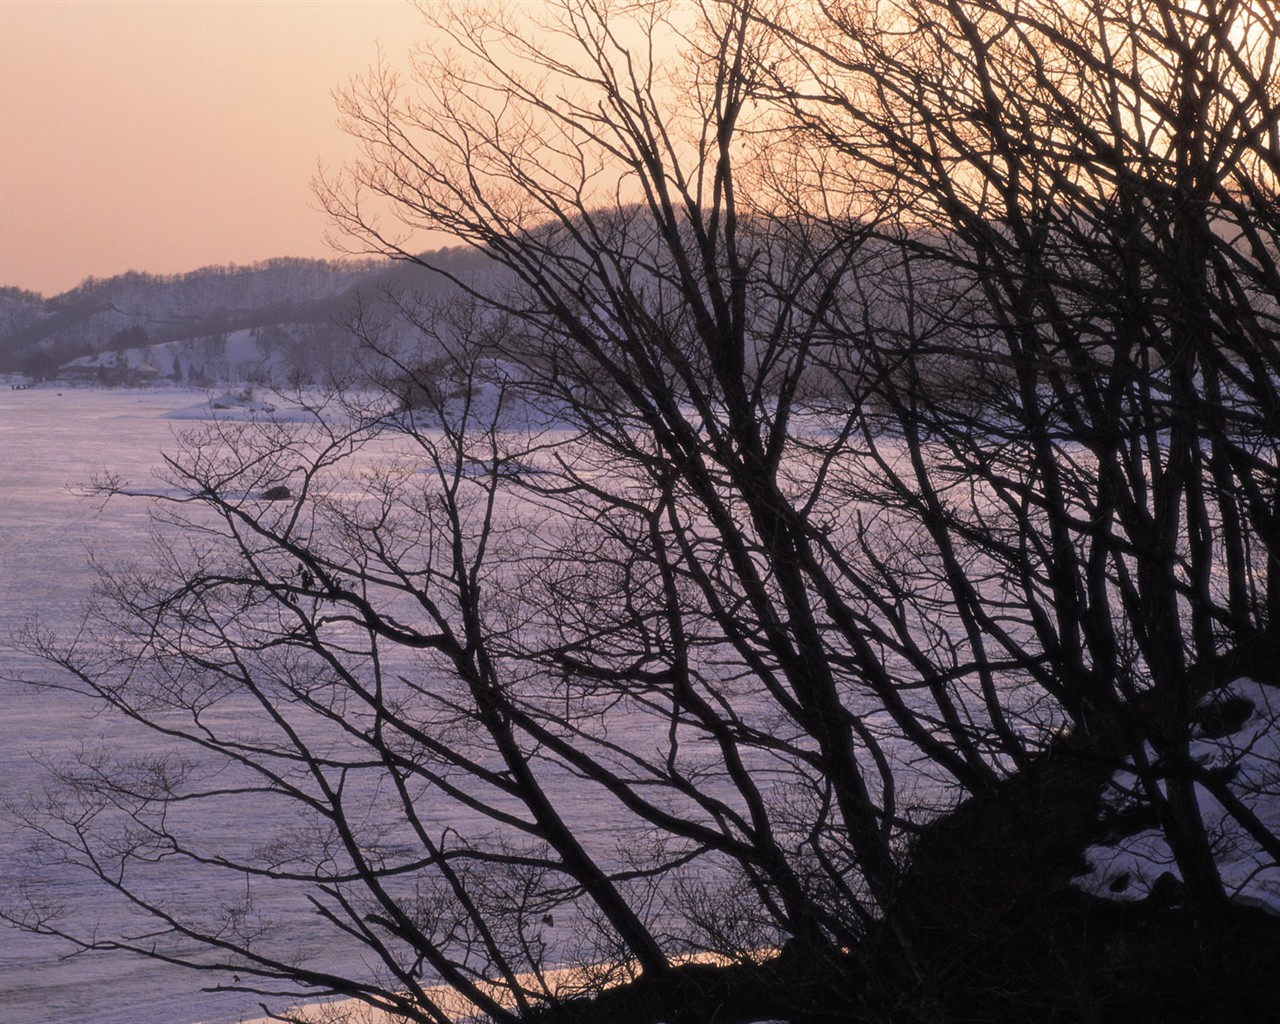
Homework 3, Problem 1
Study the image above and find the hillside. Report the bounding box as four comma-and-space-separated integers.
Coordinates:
0, 251, 493, 384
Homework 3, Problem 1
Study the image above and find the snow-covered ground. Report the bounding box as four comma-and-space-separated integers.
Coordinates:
57, 327, 326, 387
1074, 676, 1280, 913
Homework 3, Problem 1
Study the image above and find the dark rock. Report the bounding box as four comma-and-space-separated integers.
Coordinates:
1144, 871, 1185, 908
1192, 695, 1255, 739
1098, 800, 1161, 843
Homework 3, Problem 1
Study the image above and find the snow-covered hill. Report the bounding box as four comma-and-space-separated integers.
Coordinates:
0, 249, 498, 385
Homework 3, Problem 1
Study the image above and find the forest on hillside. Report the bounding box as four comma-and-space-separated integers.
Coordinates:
0, 253, 490, 384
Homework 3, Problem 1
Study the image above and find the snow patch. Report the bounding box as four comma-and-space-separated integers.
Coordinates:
1075, 677, 1280, 914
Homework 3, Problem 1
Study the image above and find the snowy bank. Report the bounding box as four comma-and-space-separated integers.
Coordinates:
1074, 676, 1280, 913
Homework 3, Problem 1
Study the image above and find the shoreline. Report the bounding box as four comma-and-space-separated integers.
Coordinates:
235, 951, 756, 1024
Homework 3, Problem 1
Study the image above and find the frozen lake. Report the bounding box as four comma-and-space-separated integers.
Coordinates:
0, 385, 777, 1024
0, 386, 286, 1024
0, 384, 990, 1024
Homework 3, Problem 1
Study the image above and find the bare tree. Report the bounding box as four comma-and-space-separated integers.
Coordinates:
761, 0, 1280, 913
8, 1, 1280, 1022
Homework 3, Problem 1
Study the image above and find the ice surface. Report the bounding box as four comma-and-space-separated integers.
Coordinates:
0, 386, 828, 1023
6, 385, 1274, 1024
0, 386, 314, 1024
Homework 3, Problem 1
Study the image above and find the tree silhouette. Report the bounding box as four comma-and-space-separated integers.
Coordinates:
7, 1, 1280, 1021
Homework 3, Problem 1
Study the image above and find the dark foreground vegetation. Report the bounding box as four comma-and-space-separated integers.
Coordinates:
7, 1, 1280, 1021
528, 639, 1280, 1024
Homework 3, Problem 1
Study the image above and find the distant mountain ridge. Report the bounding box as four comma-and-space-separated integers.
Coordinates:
0, 253, 488, 384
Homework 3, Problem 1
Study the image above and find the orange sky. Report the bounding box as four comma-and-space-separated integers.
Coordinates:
0, 0, 426, 297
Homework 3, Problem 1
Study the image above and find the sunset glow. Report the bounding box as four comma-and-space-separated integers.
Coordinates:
0, 0, 423, 296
